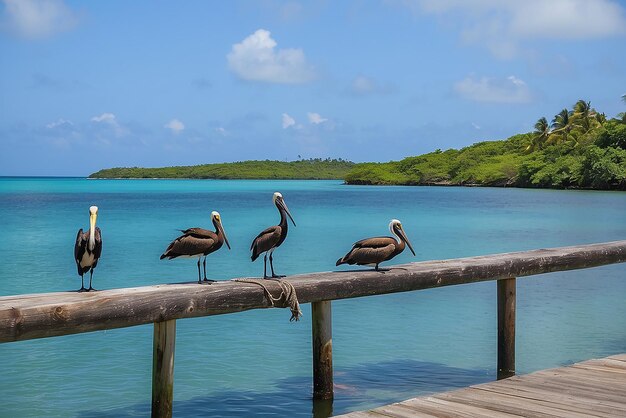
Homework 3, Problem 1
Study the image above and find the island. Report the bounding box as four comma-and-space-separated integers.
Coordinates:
90, 100, 626, 190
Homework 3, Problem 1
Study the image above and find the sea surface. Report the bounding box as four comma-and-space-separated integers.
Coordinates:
0, 177, 625, 417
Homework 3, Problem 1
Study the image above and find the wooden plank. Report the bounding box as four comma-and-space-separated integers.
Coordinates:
151, 320, 176, 418
434, 387, 593, 418
607, 354, 626, 362
311, 300, 333, 399
497, 277, 515, 379
371, 403, 440, 418
475, 382, 626, 415
402, 396, 520, 418
2, 240, 625, 343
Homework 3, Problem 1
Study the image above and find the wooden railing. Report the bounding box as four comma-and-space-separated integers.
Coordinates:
1, 240, 625, 417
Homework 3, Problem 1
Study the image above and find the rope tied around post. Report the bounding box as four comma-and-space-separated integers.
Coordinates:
233, 278, 303, 321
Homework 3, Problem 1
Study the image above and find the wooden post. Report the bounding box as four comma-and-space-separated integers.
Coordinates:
312, 300, 333, 399
497, 278, 515, 379
152, 320, 176, 418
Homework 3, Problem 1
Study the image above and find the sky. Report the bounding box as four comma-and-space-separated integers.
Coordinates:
1, 0, 625, 176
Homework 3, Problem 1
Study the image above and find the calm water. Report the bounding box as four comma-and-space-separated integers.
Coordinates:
0, 178, 625, 417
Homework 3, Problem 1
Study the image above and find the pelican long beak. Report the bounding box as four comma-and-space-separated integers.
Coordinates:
279, 199, 296, 227
399, 228, 416, 256
217, 220, 231, 250
89, 212, 97, 232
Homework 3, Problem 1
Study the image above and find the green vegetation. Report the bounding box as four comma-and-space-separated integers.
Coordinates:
89, 158, 354, 179
345, 99, 626, 190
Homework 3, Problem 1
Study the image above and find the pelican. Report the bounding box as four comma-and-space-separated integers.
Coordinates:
251, 192, 296, 278
160, 211, 231, 284
336, 219, 415, 270
74, 205, 103, 292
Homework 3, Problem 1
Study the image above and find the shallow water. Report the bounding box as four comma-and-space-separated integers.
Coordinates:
0, 178, 625, 417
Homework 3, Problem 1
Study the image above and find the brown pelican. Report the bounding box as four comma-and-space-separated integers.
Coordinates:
160, 211, 231, 284
74, 206, 103, 292
336, 219, 415, 270
251, 192, 296, 278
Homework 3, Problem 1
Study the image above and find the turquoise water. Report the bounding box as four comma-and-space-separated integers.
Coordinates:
0, 178, 625, 417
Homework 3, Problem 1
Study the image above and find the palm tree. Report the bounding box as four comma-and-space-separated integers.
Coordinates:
526, 117, 550, 152
572, 99, 597, 133
550, 108, 573, 144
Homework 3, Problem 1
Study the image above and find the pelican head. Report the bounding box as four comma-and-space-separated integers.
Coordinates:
389, 219, 415, 256
89, 205, 98, 229
211, 211, 230, 249
273, 191, 296, 227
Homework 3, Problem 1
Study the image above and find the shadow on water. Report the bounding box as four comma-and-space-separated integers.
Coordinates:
77, 359, 493, 418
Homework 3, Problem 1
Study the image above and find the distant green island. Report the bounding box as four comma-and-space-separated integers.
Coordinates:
89, 159, 355, 180
345, 99, 625, 190
90, 99, 626, 190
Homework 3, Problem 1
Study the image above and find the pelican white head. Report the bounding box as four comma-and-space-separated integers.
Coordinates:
389, 219, 401, 234
89, 206, 98, 215
273, 192, 283, 202
211, 210, 221, 220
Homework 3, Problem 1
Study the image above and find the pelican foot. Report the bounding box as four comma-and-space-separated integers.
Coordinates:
203, 279, 216, 283
78, 287, 87, 292
88, 287, 97, 291
271, 274, 285, 278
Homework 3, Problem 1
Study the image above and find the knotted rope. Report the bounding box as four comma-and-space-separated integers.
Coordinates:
233, 278, 303, 322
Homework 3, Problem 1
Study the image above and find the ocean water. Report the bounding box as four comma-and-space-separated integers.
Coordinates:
0, 177, 625, 417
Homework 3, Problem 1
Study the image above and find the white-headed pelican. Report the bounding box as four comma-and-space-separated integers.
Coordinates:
160, 211, 231, 283
74, 205, 103, 291
336, 219, 415, 270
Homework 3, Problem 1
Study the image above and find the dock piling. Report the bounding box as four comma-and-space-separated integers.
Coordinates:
152, 319, 176, 418
312, 300, 333, 399
497, 277, 516, 379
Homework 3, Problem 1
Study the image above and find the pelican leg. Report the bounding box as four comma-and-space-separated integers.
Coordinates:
263, 253, 268, 279
374, 264, 380, 271
269, 252, 285, 278
88, 270, 96, 291
197, 258, 202, 284
79, 274, 86, 292
202, 256, 215, 283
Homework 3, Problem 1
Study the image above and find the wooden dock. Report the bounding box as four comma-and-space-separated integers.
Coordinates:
336, 354, 626, 418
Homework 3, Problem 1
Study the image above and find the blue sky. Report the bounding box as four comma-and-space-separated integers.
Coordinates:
1, 0, 625, 176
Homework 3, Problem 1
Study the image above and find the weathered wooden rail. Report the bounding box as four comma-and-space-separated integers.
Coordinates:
1, 240, 625, 417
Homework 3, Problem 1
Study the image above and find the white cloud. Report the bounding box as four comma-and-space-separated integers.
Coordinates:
307, 112, 328, 124
91, 113, 117, 124
164, 119, 185, 134
454, 75, 532, 103
227, 29, 315, 84
349, 75, 392, 96
91, 112, 128, 137
1, 0, 80, 39
46, 118, 73, 129
406, 0, 626, 58
282, 113, 296, 129
215, 127, 229, 136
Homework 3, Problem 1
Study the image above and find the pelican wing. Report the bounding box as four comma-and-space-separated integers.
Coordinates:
74, 228, 87, 264
180, 227, 215, 237
161, 233, 216, 259
353, 236, 396, 248
250, 226, 282, 260
91, 227, 103, 268
337, 236, 397, 266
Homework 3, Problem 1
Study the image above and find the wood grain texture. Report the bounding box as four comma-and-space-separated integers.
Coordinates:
497, 278, 515, 379
1, 240, 625, 343
337, 354, 626, 417
152, 320, 176, 418
312, 300, 333, 399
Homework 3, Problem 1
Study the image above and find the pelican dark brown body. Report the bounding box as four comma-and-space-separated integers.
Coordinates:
74, 206, 103, 291
250, 192, 296, 278
336, 219, 415, 270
